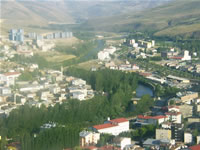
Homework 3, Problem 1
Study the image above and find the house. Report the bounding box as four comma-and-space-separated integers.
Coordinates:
72, 91, 86, 101
79, 131, 100, 147
137, 115, 168, 125
92, 118, 129, 136
165, 112, 182, 124
113, 137, 131, 150
72, 79, 86, 86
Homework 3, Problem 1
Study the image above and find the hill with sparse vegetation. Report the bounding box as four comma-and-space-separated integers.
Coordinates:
83, 0, 200, 38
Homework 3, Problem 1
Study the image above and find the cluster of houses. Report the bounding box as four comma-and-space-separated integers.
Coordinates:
126, 39, 157, 59
79, 98, 200, 149
160, 60, 200, 75
67, 78, 94, 101
0, 67, 95, 117
104, 61, 140, 72
77, 81, 200, 150
161, 49, 192, 61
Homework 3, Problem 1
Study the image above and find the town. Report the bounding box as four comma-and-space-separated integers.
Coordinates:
0, 27, 200, 150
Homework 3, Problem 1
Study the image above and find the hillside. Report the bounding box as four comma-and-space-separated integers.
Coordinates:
84, 0, 200, 38
0, 0, 74, 35
0, 0, 171, 35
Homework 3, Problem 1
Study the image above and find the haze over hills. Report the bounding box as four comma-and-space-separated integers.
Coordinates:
83, 0, 200, 38
1, 0, 171, 34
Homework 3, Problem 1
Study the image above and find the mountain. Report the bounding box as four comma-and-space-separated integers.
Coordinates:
0, 0, 171, 34
83, 0, 200, 38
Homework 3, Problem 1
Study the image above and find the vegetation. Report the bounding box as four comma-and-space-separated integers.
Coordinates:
119, 124, 157, 141
10, 54, 50, 69
128, 58, 200, 80
0, 69, 155, 150
84, 0, 200, 38
18, 70, 39, 81
54, 40, 104, 68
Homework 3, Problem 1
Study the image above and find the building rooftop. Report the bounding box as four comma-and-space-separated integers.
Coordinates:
3, 72, 21, 76
165, 112, 181, 116
109, 118, 128, 123
93, 117, 128, 130
189, 145, 200, 150
93, 123, 117, 130
138, 115, 167, 120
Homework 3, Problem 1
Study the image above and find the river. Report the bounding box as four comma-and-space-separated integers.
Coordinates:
136, 83, 154, 98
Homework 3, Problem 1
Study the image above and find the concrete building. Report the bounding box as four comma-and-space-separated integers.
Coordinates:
197, 136, 200, 144
171, 123, 183, 142
161, 122, 172, 129
138, 40, 152, 49
182, 50, 191, 61
0, 72, 21, 86
79, 131, 100, 147
168, 106, 180, 112
0, 87, 11, 95
98, 51, 110, 61
156, 129, 172, 140
152, 40, 155, 47
161, 51, 179, 59
177, 91, 198, 103
72, 79, 86, 86
167, 75, 190, 84
165, 112, 182, 124
184, 132, 193, 144
113, 137, 131, 150
179, 105, 193, 118
28, 32, 36, 39
93, 118, 129, 136
9, 29, 24, 42
72, 91, 86, 101
137, 115, 169, 125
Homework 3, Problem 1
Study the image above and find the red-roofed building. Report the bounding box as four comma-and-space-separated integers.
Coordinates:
93, 118, 129, 136
189, 145, 200, 150
99, 145, 121, 150
169, 56, 183, 60
137, 115, 169, 125
3, 72, 21, 77
168, 105, 180, 112
81, 146, 98, 150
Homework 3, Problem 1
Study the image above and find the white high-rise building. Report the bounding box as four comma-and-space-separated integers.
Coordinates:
182, 50, 191, 61
152, 40, 155, 47
184, 132, 192, 144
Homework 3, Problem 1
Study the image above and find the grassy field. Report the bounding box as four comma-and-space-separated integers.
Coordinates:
36, 51, 76, 63
54, 37, 80, 47
75, 59, 100, 70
